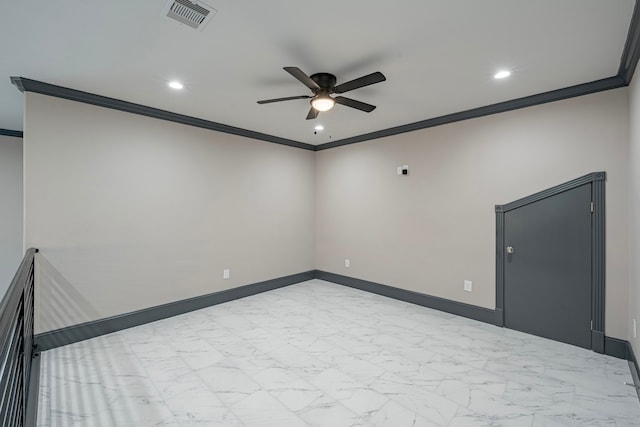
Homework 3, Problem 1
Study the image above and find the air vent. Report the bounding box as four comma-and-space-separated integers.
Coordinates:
162, 0, 216, 31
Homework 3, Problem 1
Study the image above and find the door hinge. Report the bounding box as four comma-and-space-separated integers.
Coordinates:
590, 320, 593, 330
590, 202, 594, 213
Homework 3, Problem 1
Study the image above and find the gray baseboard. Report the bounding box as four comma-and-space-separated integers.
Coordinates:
314, 271, 637, 365
603, 335, 628, 359
28, 270, 640, 409
25, 353, 40, 427
314, 270, 496, 324
35, 271, 315, 351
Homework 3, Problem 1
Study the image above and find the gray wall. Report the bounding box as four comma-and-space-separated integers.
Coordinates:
630, 74, 640, 357
316, 88, 630, 339
0, 135, 23, 297
24, 93, 316, 334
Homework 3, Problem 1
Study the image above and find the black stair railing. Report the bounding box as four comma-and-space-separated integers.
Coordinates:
0, 248, 38, 427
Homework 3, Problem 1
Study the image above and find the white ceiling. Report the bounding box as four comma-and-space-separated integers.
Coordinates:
0, 0, 635, 145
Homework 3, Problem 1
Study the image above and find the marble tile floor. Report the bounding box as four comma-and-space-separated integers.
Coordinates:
37, 279, 640, 426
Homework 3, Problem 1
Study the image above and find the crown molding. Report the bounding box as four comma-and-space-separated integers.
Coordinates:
0, 128, 23, 138
619, 0, 640, 84
12, 0, 640, 157
10, 77, 315, 151
315, 76, 626, 150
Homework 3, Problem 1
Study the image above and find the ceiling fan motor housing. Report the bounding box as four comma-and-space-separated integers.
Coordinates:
310, 73, 337, 92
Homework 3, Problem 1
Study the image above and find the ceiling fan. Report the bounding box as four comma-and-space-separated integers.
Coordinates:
257, 67, 386, 120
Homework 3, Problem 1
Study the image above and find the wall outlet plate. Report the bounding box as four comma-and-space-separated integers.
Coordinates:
397, 165, 409, 175
345, 259, 350, 268
223, 269, 230, 279
464, 280, 472, 292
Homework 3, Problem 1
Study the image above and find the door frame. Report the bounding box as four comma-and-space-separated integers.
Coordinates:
495, 172, 606, 353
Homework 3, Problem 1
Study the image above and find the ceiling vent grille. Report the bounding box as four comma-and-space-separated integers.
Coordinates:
162, 0, 216, 31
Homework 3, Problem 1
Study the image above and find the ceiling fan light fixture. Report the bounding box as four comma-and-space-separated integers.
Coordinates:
311, 95, 335, 112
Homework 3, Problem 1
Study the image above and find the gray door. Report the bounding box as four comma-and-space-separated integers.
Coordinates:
504, 183, 592, 348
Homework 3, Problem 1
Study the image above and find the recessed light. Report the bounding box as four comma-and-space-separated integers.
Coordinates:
494, 70, 511, 79
314, 125, 324, 131
168, 80, 184, 90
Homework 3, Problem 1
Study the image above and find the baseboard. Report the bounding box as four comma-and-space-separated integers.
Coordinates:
29, 270, 640, 409
35, 270, 315, 351
604, 335, 628, 359
628, 342, 640, 403
25, 353, 40, 427
314, 270, 496, 324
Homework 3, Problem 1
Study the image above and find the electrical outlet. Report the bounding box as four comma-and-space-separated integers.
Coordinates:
464, 280, 472, 292
223, 269, 230, 280
345, 259, 350, 268
634, 318, 637, 339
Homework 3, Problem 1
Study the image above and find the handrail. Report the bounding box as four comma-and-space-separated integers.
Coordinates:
0, 248, 38, 427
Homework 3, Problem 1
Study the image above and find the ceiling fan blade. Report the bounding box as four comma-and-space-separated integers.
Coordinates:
284, 67, 321, 90
306, 107, 319, 120
333, 72, 386, 94
334, 96, 376, 112
257, 95, 311, 104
